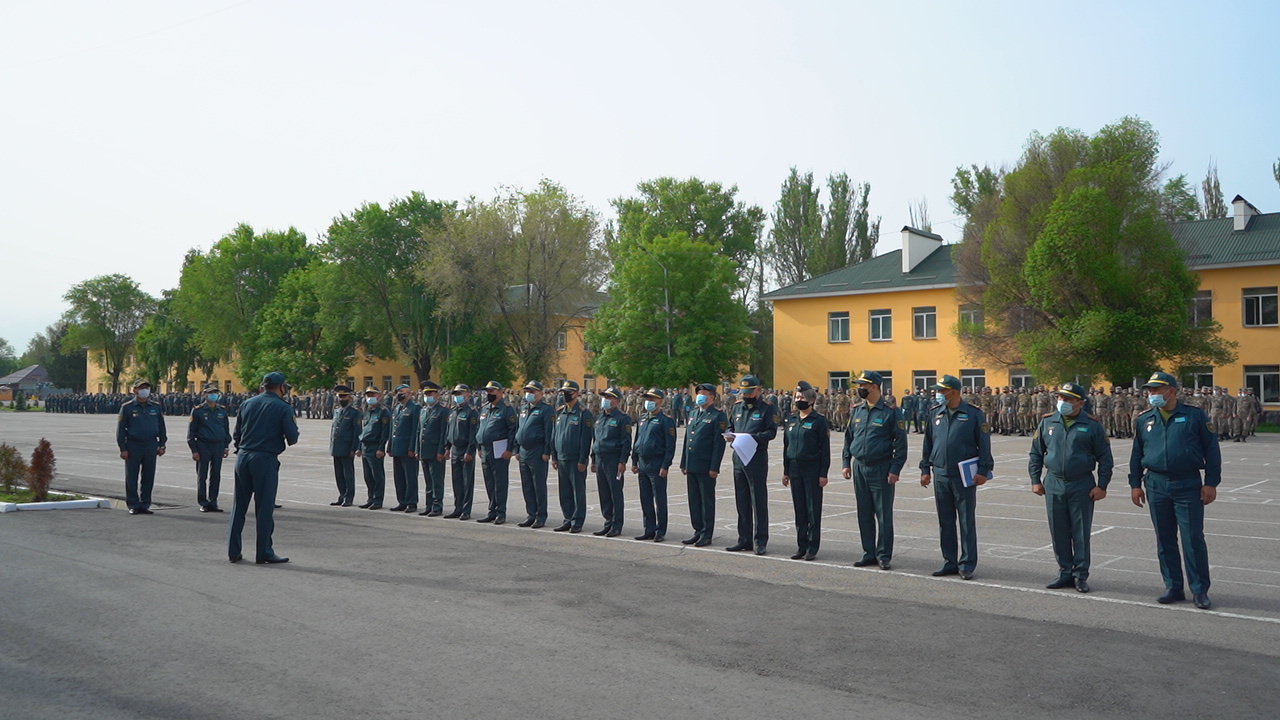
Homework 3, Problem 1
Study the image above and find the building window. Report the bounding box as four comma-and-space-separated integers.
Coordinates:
346, 377, 355, 389
959, 304, 983, 333
1245, 365, 1279, 403
1009, 369, 1035, 388
363, 376, 374, 391
829, 371, 850, 391
960, 369, 986, 390
1188, 290, 1213, 327
913, 306, 937, 340
1244, 287, 1278, 327
97, 383, 104, 393
399, 375, 411, 389
913, 370, 936, 392
1181, 366, 1213, 390
556, 330, 568, 352
583, 374, 596, 391
188, 381, 196, 393
876, 370, 894, 397
382, 376, 392, 392
869, 309, 891, 341
225, 380, 233, 393
828, 312, 850, 343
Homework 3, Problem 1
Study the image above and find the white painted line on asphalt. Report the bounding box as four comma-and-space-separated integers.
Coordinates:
1091, 526, 1114, 536
1229, 479, 1272, 492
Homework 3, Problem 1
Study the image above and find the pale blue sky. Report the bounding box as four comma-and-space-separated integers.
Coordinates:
2, 0, 1277, 351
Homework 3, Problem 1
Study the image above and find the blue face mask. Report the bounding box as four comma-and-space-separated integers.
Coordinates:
1057, 400, 1074, 415
207, 393, 220, 403
1148, 392, 1167, 408
524, 392, 537, 404
423, 395, 437, 405
602, 398, 613, 411
695, 394, 709, 407
644, 400, 657, 412
453, 395, 465, 405
934, 392, 946, 405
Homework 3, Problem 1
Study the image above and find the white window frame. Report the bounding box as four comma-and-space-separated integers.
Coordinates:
1243, 287, 1278, 327
556, 330, 568, 352
829, 371, 850, 391
1245, 365, 1279, 403
869, 309, 892, 341
913, 306, 937, 340
912, 371, 936, 392
1189, 290, 1213, 327
960, 369, 986, 390
828, 312, 850, 343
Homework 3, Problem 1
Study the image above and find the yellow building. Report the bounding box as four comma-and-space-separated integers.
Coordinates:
764, 196, 1280, 409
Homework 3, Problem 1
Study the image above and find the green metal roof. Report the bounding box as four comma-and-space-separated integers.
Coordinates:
1170, 212, 1280, 269
762, 245, 958, 300
764, 212, 1280, 301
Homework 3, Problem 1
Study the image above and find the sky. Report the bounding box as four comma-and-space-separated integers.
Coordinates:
2, 0, 1278, 353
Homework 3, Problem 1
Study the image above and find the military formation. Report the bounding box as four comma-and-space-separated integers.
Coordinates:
110, 368, 1232, 608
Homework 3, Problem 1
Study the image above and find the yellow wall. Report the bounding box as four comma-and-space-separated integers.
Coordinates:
772, 265, 1280, 406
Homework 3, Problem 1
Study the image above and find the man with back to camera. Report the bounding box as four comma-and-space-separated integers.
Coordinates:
227, 372, 299, 564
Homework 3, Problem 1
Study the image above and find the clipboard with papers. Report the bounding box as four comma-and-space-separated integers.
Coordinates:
958, 457, 991, 487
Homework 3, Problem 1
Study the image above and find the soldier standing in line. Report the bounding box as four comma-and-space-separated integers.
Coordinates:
591, 386, 632, 536
117, 379, 167, 515
475, 381, 518, 524
415, 381, 450, 516
388, 384, 420, 512
356, 387, 391, 510
782, 381, 830, 561
725, 374, 778, 555
442, 384, 479, 520
188, 383, 230, 512
328, 385, 361, 507
842, 371, 907, 570
680, 383, 728, 547
514, 381, 554, 528
632, 388, 677, 542
551, 381, 594, 533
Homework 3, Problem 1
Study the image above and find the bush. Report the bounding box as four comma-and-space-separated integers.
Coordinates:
0, 444, 27, 492
27, 438, 55, 502
13, 390, 27, 412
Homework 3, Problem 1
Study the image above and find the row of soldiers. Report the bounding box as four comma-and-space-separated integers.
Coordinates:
46, 391, 251, 416
1173, 386, 1264, 441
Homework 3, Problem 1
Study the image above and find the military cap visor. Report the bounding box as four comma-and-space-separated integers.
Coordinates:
483, 381, 504, 391
420, 380, 441, 391
523, 380, 544, 391
642, 387, 665, 399
738, 375, 762, 390
202, 384, 220, 392
931, 375, 962, 391
601, 387, 622, 399
394, 384, 411, 392
262, 371, 287, 386
1053, 383, 1085, 400
694, 383, 718, 394
1142, 372, 1179, 389
853, 370, 882, 385
364, 387, 382, 395
452, 383, 471, 392
133, 379, 151, 389
795, 380, 814, 393
560, 380, 580, 391
334, 384, 353, 393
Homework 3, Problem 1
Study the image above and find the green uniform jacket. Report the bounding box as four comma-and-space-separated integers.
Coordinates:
1127, 402, 1221, 487
1028, 411, 1113, 489
842, 399, 907, 474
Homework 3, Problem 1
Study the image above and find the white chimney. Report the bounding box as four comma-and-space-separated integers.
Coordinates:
901, 226, 944, 273
1232, 195, 1260, 231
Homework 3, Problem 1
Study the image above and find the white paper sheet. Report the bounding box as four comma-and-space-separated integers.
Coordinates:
729, 433, 757, 465
492, 439, 508, 457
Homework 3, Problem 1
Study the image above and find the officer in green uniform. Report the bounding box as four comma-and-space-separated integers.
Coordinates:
680, 382, 728, 547
782, 381, 830, 561
632, 387, 677, 541
443, 384, 479, 519
726, 374, 778, 555
388, 384, 421, 512
357, 387, 391, 510
842, 370, 907, 569
118, 379, 167, 515
591, 386, 632, 537
416, 381, 449, 516
329, 385, 361, 507
188, 383, 231, 512
227, 372, 299, 564
1129, 371, 1221, 609
920, 374, 994, 580
515, 380, 554, 527
551, 381, 594, 532
476, 380, 518, 524
1028, 382, 1113, 593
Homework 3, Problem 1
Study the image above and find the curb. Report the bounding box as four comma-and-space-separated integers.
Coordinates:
0, 492, 112, 513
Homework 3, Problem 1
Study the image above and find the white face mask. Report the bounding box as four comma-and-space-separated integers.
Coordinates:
365, 396, 379, 406
644, 400, 658, 412
524, 392, 537, 404
136, 389, 151, 399
601, 398, 613, 411
1057, 400, 1075, 415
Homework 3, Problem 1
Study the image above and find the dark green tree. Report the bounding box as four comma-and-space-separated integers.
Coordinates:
954, 116, 1235, 383
768, 168, 821, 287
827, 173, 880, 266
238, 264, 357, 390
1201, 160, 1227, 219
1272, 157, 1279, 190
23, 322, 86, 391
136, 291, 202, 390
1160, 174, 1201, 223
437, 323, 515, 390
586, 233, 751, 387
949, 164, 1004, 218
321, 193, 454, 385
61, 274, 157, 393
0, 338, 17, 377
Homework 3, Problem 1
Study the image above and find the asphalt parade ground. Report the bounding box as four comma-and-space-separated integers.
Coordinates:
2, 412, 1279, 719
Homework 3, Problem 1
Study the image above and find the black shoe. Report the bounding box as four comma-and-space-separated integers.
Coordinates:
390, 505, 408, 512
129, 508, 153, 515
477, 516, 495, 524
518, 519, 535, 527
790, 550, 806, 560
1158, 588, 1186, 604
635, 533, 655, 541
443, 511, 462, 519
459, 514, 470, 521
531, 520, 545, 528
804, 552, 816, 561
359, 502, 373, 509
932, 567, 960, 577
405, 506, 417, 513
1193, 593, 1212, 609
853, 558, 877, 567
725, 543, 750, 552
959, 570, 974, 580
493, 518, 506, 526
553, 522, 572, 532
199, 506, 215, 512
592, 527, 609, 536
367, 504, 382, 510
569, 526, 582, 534
418, 509, 432, 516
755, 546, 767, 556
681, 536, 699, 545
229, 555, 243, 563
1046, 577, 1075, 589
694, 538, 711, 547
878, 560, 891, 570
256, 555, 289, 564
427, 510, 442, 517
274, 504, 282, 509
329, 500, 344, 506
652, 534, 664, 543
340, 501, 353, 507
1075, 579, 1091, 594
